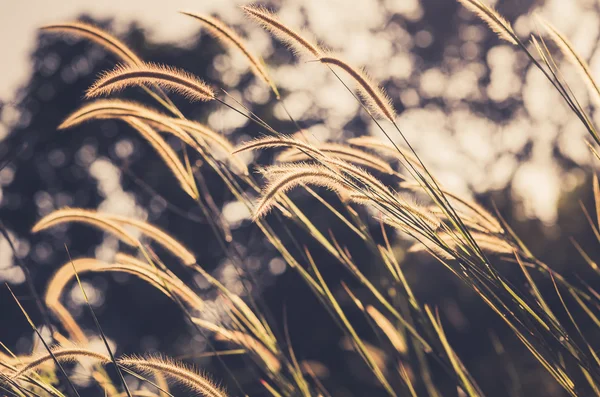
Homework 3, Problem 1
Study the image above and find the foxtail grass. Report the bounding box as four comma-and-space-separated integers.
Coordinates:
87, 63, 215, 101
181, 12, 277, 95
11, 3, 600, 397
319, 56, 395, 122
456, 0, 518, 45
241, 5, 321, 58
118, 355, 227, 397
12, 347, 111, 379
40, 22, 143, 66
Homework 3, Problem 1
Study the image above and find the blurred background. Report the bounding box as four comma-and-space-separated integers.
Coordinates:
2, 0, 600, 396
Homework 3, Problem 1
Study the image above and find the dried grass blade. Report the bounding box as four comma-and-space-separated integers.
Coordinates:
58, 100, 199, 149
7, 284, 82, 397
124, 117, 199, 199
58, 99, 165, 129
232, 135, 323, 158
399, 362, 418, 397
366, 305, 407, 354
594, 174, 600, 230
260, 380, 283, 397
305, 249, 396, 396
425, 306, 482, 397
103, 214, 196, 265
113, 254, 203, 309
173, 119, 248, 174
46, 257, 201, 313
32, 208, 139, 246
214, 330, 281, 373
40, 22, 142, 65
570, 290, 600, 330
304, 186, 367, 240
550, 275, 600, 368
352, 193, 441, 231
66, 248, 134, 397
571, 238, 600, 274
514, 253, 560, 326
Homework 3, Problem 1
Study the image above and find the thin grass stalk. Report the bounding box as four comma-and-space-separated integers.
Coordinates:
425, 306, 484, 397
7, 285, 82, 397
538, 17, 600, 106
122, 117, 199, 199
304, 249, 397, 396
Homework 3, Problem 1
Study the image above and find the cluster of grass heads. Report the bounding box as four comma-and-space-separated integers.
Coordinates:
4, 1, 600, 396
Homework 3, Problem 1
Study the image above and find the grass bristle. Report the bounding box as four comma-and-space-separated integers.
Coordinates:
276, 142, 394, 174
241, 5, 322, 58
254, 165, 349, 219
538, 16, 600, 107
319, 56, 395, 122
347, 136, 426, 173
181, 12, 275, 92
233, 135, 323, 157
118, 355, 227, 397
86, 63, 215, 101
11, 5, 600, 397
409, 231, 513, 256
457, 0, 518, 45
353, 192, 442, 231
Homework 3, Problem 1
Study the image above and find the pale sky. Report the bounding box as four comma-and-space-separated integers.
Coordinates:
0, 0, 243, 100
